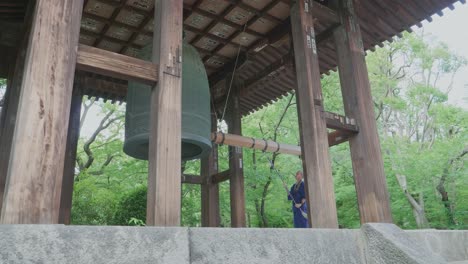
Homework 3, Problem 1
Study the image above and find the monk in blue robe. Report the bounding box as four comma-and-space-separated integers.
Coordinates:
288, 171, 309, 228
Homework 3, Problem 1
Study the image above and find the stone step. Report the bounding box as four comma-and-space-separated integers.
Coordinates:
0, 224, 467, 264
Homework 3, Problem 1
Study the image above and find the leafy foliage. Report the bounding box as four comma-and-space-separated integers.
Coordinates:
112, 185, 147, 226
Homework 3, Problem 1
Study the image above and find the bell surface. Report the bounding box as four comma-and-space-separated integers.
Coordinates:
124, 42, 212, 161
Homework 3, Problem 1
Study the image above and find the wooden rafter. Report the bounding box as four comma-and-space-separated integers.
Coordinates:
2, 0, 459, 112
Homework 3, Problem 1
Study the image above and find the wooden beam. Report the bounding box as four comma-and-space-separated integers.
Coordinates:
332, 0, 392, 224
0, 46, 16, 139
0, 2, 34, 217
208, 52, 248, 88
77, 74, 127, 101
212, 132, 301, 156
220, 25, 339, 110
182, 174, 203, 185
226, 85, 246, 227
328, 130, 354, 147
0, 48, 21, 217
310, 1, 339, 24
146, 0, 183, 227
281, 0, 339, 24
0, 46, 15, 78
185, 5, 264, 39
208, 16, 292, 87
323, 111, 358, 133
76, 44, 158, 85
208, 0, 340, 89
211, 130, 353, 156
211, 170, 231, 184
201, 112, 221, 227
1, 0, 84, 224
290, 1, 338, 228
58, 85, 82, 225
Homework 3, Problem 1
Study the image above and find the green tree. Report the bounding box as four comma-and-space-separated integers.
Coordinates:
367, 32, 467, 229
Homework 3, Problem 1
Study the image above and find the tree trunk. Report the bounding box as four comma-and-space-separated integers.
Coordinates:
395, 173, 430, 229
437, 147, 467, 227
259, 174, 272, 227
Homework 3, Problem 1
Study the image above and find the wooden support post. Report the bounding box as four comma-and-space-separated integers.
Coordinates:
290, 1, 338, 228
0, 0, 84, 224
0, 52, 19, 216
58, 85, 83, 225
0, 1, 34, 216
0, 48, 17, 133
332, 0, 392, 223
200, 113, 220, 227
146, 0, 183, 226
226, 87, 246, 227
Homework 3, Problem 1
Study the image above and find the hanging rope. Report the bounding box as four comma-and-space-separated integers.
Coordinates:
220, 23, 248, 122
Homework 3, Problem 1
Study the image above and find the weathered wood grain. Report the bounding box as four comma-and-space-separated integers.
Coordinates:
146, 0, 183, 227
0, 47, 19, 216
201, 113, 221, 227
290, 1, 338, 228
0, 0, 38, 217
76, 44, 158, 85
332, 0, 393, 223
0, 0, 84, 224
58, 85, 82, 225
226, 88, 247, 228
181, 174, 203, 185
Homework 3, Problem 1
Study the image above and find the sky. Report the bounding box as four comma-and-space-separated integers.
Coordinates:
419, 1, 468, 108
77, 3, 468, 136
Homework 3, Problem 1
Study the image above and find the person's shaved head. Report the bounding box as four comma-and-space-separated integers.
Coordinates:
295, 171, 303, 182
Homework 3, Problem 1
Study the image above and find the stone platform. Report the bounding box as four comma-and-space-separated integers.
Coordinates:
0, 223, 466, 263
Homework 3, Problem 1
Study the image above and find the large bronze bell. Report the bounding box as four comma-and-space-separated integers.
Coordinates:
124, 42, 212, 161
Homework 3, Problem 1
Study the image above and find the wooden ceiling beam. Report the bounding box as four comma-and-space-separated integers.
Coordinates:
224, 24, 339, 106
80, 28, 143, 49
231, 1, 283, 24
93, 1, 126, 47
208, 1, 289, 87
280, 0, 339, 24
184, 25, 242, 48
186, 0, 236, 47
184, 5, 264, 38
202, 0, 283, 65
81, 13, 153, 37
120, 7, 155, 54
77, 74, 127, 101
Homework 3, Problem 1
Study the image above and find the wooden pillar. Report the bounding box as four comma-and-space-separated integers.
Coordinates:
226, 86, 246, 227
146, 0, 183, 226
0, 0, 84, 224
0, 53, 19, 216
332, 0, 392, 223
58, 84, 83, 225
200, 112, 220, 227
0, 2, 35, 216
0, 49, 17, 135
290, 1, 338, 228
